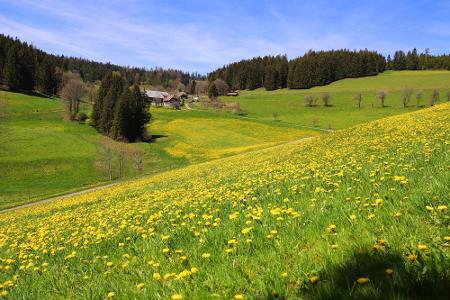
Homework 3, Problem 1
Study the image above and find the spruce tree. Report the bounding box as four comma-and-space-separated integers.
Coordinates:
208, 83, 218, 99
35, 58, 56, 95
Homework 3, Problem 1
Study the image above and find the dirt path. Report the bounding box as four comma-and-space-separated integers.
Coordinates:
0, 183, 117, 214
0, 135, 320, 214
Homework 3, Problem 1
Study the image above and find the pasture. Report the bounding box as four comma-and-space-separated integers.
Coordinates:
0, 91, 314, 209
0, 103, 448, 299
220, 70, 450, 129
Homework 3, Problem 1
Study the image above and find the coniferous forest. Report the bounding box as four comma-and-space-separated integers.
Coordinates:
91, 72, 151, 142
209, 48, 450, 91
3, 33, 450, 95
0, 34, 201, 94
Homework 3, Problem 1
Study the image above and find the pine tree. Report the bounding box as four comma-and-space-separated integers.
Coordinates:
111, 84, 151, 142
208, 83, 218, 99
3, 44, 21, 90
35, 57, 56, 95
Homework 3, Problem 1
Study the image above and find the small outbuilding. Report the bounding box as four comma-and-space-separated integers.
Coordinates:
227, 91, 239, 96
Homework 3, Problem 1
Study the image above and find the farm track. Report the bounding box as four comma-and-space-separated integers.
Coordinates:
0, 135, 316, 213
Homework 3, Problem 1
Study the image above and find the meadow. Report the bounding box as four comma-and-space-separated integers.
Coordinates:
0, 102, 448, 299
0, 91, 314, 209
220, 70, 450, 129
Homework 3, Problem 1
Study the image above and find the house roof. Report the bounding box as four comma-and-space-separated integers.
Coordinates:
175, 92, 188, 98
163, 95, 176, 102
146, 90, 169, 99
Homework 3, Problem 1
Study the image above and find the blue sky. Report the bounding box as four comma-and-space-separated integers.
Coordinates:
1, 0, 450, 73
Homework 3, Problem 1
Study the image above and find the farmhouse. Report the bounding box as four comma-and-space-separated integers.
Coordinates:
145, 90, 184, 108
146, 90, 168, 107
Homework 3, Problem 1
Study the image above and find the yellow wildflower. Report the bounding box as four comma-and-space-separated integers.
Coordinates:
356, 277, 369, 285
136, 283, 145, 290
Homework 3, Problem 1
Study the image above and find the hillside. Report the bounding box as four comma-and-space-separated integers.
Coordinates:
0, 103, 448, 299
221, 70, 450, 129
0, 91, 315, 209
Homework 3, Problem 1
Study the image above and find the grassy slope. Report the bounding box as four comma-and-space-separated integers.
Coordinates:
221, 70, 450, 129
0, 91, 314, 209
0, 103, 448, 299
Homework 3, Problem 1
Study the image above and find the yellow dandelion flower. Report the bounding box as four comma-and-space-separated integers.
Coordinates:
326, 224, 336, 233
106, 291, 115, 299
241, 227, 253, 234
281, 272, 288, 278
136, 283, 145, 290
437, 205, 448, 212
153, 273, 161, 281
417, 244, 428, 251
309, 276, 319, 284
385, 268, 394, 276
234, 294, 245, 300
228, 239, 238, 245
356, 277, 369, 285
201, 252, 211, 258
171, 294, 183, 300
106, 261, 114, 267
162, 248, 170, 254
407, 254, 417, 262
426, 205, 434, 212
190, 267, 199, 274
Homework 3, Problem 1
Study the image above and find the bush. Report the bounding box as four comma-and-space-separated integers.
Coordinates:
77, 112, 88, 122
304, 95, 317, 107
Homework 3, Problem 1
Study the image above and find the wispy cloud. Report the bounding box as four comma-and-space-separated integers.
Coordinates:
0, 0, 449, 73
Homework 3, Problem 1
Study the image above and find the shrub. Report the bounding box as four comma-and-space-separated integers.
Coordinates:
304, 95, 317, 107
77, 112, 88, 122
321, 92, 331, 107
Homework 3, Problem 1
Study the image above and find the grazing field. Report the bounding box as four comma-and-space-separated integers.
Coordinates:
221, 70, 450, 129
0, 91, 315, 209
0, 103, 448, 299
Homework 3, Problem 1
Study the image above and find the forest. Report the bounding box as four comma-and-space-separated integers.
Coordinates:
3, 33, 450, 94
209, 48, 450, 91
0, 34, 202, 94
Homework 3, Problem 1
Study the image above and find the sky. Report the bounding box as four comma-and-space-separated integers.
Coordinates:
1, 0, 450, 74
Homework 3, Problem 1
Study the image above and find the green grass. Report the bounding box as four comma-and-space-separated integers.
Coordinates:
2, 70, 449, 209
0, 102, 448, 299
0, 91, 314, 209
220, 70, 450, 129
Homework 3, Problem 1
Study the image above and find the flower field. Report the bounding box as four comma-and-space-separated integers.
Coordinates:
0, 103, 449, 299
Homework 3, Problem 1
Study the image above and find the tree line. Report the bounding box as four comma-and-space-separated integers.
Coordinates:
0, 34, 202, 94
387, 48, 450, 70
208, 50, 385, 91
208, 55, 288, 91
209, 48, 450, 92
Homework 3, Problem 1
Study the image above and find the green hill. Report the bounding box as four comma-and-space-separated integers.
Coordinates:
0, 102, 448, 299
221, 70, 450, 129
0, 91, 315, 209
